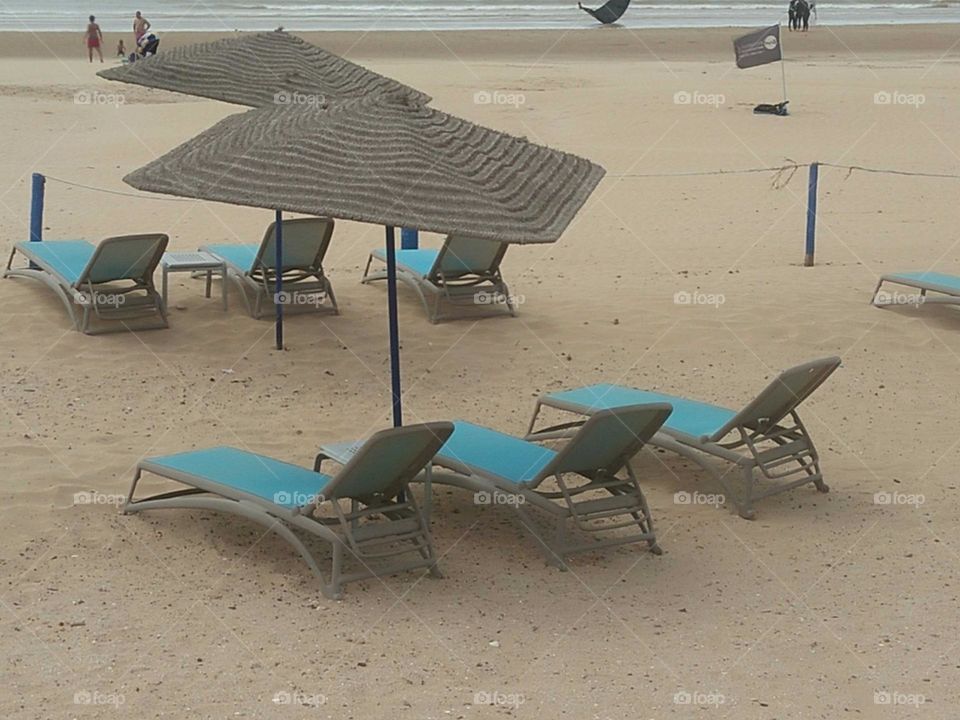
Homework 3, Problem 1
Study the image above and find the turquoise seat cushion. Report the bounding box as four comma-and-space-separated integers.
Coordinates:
886, 271, 960, 294
544, 384, 736, 441
16, 240, 93, 286
371, 247, 439, 279
204, 243, 258, 274
145, 446, 331, 509
437, 421, 555, 486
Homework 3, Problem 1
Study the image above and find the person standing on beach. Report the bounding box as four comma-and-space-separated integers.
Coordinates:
788, 0, 798, 31
133, 11, 151, 43
85, 15, 103, 63
798, 0, 811, 30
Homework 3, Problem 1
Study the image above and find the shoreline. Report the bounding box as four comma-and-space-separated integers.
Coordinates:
1, 24, 959, 61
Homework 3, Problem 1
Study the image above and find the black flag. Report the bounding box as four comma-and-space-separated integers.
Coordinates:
578, 0, 631, 24
733, 24, 782, 69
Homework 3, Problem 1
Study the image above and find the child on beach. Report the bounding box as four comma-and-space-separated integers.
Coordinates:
117, 39, 126, 57
85, 15, 103, 63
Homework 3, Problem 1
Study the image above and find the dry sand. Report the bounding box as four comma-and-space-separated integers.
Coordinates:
1, 24, 960, 719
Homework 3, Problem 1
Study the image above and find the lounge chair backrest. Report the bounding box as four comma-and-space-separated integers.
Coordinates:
536, 404, 672, 484
255, 217, 334, 272
324, 422, 454, 500
79, 233, 168, 286
715, 356, 841, 439
430, 236, 507, 279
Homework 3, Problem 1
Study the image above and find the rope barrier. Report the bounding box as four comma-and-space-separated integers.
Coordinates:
42, 174, 194, 202
31, 159, 960, 270
819, 162, 960, 181
611, 161, 960, 183
42, 160, 960, 205
611, 164, 799, 179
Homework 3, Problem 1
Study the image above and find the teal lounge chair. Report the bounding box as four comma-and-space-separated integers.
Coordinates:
202, 217, 337, 319
525, 357, 841, 519
871, 271, 960, 309
126, 422, 453, 599
317, 404, 672, 568
362, 235, 514, 323
4, 234, 168, 334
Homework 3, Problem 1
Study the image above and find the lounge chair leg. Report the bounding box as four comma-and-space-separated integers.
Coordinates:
325, 279, 339, 315
814, 478, 829, 493
549, 518, 569, 571
500, 280, 517, 317
124, 469, 143, 512
420, 538, 443, 578
734, 465, 756, 519
328, 542, 344, 600
361, 253, 374, 283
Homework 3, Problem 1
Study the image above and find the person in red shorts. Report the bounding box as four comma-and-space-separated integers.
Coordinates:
85, 15, 103, 63
133, 11, 151, 43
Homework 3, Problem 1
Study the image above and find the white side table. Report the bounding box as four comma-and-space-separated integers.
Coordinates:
160, 251, 228, 311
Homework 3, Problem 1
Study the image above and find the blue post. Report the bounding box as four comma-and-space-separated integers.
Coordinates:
385, 225, 403, 427
400, 227, 419, 250
274, 210, 284, 350
804, 162, 819, 267
30, 173, 44, 243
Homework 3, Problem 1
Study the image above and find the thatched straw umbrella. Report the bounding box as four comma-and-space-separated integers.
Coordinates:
125, 92, 604, 425
98, 30, 428, 107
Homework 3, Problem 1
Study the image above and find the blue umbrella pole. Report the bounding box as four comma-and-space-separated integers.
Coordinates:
274, 209, 284, 350
385, 225, 403, 427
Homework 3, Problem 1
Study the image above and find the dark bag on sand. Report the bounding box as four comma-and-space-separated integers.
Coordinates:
753, 101, 789, 116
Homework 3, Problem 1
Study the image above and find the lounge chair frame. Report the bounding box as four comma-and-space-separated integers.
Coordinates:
5, 234, 169, 335
126, 423, 452, 599
362, 235, 515, 323
202, 217, 338, 319
316, 405, 671, 569
525, 358, 841, 520
871, 273, 960, 308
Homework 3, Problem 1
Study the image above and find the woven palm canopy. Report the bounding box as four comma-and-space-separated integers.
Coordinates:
98, 30, 428, 107
124, 92, 605, 244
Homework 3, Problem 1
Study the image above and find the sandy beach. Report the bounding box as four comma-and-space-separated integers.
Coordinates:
2, 23, 960, 719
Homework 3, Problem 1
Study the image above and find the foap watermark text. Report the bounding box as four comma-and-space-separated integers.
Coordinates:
474, 690, 525, 709
74, 491, 125, 507
674, 690, 726, 707
874, 90, 925, 108
272, 690, 326, 707
473, 90, 525, 108
474, 490, 525, 507
874, 491, 924, 507
74, 690, 124, 708
74, 90, 125, 107
874, 690, 925, 707
273, 90, 326, 106
674, 491, 724, 508
674, 290, 725, 308
674, 90, 725, 108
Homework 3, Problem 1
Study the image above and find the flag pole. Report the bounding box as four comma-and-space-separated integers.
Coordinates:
779, 24, 788, 103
